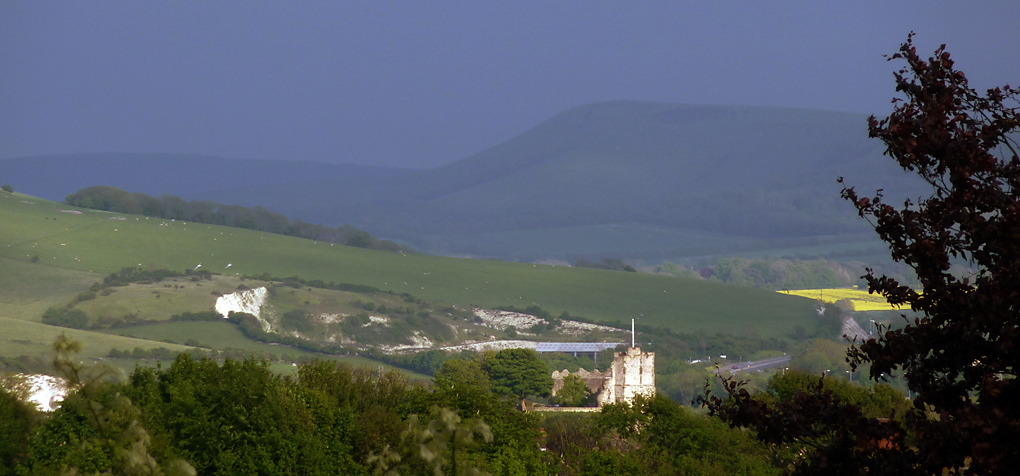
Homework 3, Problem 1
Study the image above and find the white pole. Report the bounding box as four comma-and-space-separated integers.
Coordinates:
631, 318, 635, 348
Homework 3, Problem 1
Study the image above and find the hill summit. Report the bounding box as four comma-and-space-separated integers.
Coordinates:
1, 101, 926, 260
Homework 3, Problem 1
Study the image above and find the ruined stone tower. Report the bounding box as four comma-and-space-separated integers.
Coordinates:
599, 347, 655, 406
551, 346, 655, 407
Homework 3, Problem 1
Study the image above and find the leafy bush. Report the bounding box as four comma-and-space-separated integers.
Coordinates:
555, 374, 593, 407
418, 315, 454, 342
280, 309, 314, 334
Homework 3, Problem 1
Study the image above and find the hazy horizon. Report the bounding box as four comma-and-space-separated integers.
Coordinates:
3, 2, 1019, 169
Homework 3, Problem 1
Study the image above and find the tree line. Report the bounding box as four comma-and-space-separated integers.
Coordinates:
657, 257, 923, 291
64, 185, 412, 252
0, 337, 852, 475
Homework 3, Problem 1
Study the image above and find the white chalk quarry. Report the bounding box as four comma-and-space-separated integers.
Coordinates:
473, 309, 623, 336
9, 374, 70, 412
215, 287, 270, 330
366, 315, 391, 327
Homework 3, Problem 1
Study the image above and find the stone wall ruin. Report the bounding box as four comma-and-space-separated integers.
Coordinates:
550, 347, 654, 407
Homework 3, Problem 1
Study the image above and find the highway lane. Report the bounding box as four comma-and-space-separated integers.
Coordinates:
716, 355, 793, 375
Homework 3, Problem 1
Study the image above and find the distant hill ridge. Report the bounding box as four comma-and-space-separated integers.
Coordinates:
0, 153, 411, 202
1, 101, 927, 260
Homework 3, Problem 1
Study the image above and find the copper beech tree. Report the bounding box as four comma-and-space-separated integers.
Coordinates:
701, 35, 1020, 475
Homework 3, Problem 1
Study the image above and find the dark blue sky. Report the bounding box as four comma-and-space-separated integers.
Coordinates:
3, 2, 1018, 168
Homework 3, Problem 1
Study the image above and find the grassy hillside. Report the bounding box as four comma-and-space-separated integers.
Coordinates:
104, 321, 320, 357
0, 316, 194, 361
0, 257, 99, 321
0, 191, 819, 339
0, 315, 429, 379
410, 224, 887, 262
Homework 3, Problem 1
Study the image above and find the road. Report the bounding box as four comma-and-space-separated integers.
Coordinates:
717, 355, 793, 375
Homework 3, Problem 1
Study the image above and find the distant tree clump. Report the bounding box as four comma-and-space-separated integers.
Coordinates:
102, 267, 183, 286
64, 185, 412, 252
0, 184, 13, 193
657, 261, 703, 279
483, 348, 553, 411
704, 35, 1020, 475
41, 306, 89, 329
574, 257, 636, 272
709, 257, 856, 289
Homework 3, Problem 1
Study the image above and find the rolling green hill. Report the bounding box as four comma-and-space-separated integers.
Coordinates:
0, 191, 818, 340
197, 101, 926, 259
1, 101, 924, 261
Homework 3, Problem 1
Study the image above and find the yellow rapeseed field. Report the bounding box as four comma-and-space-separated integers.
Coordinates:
778, 287, 902, 311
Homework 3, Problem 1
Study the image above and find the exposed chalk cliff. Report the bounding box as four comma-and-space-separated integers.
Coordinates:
215, 286, 271, 331
5, 374, 69, 412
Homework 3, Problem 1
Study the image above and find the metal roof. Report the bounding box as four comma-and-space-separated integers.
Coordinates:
534, 342, 625, 353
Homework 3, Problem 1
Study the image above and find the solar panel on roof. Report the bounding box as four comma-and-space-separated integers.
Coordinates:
534, 342, 624, 353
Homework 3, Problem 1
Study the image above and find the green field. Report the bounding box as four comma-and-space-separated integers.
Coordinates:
0, 316, 194, 359
0, 315, 430, 379
103, 321, 300, 354
72, 274, 243, 323
0, 192, 819, 338
410, 223, 754, 261
0, 256, 99, 321
414, 224, 890, 264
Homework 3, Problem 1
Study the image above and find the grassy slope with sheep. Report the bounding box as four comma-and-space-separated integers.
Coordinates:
0, 191, 820, 356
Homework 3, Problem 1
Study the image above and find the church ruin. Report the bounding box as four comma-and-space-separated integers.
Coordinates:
551, 346, 655, 407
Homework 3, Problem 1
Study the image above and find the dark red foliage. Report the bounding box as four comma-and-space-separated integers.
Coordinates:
702, 34, 1020, 475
